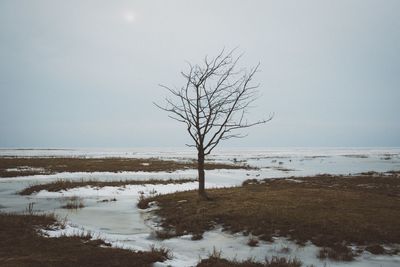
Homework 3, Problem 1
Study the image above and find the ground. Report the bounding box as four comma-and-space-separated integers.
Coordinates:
139, 172, 400, 261
0, 157, 247, 178
0, 213, 170, 267
19, 178, 197, 195
1, 151, 400, 266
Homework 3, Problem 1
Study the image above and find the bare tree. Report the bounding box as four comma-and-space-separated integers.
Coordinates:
156, 49, 272, 199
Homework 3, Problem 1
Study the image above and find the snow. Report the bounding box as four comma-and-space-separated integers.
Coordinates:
5, 166, 46, 173
1, 147, 399, 163
0, 170, 199, 182
42, 224, 400, 267
1, 147, 400, 266
34, 182, 204, 198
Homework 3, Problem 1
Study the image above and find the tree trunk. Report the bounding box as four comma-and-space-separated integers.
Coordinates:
197, 148, 207, 199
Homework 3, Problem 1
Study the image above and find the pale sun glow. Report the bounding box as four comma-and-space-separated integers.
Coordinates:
123, 11, 136, 23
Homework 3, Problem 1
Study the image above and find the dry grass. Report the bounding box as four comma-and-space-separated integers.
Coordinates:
0, 212, 170, 267
154, 230, 178, 240
98, 198, 117, 203
247, 237, 259, 247
0, 157, 248, 178
139, 173, 400, 259
317, 245, 355, 261
365, 244, 385, 255
197, 249, 302, 267
20, 178, 197, 195
61, 196, 85, 209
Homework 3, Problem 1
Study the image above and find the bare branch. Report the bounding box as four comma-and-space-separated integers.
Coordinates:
155, 48, 272, 156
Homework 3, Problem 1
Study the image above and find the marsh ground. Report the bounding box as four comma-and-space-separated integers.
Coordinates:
1, 148, 400, 266
0, 213, 169, 267
139, 173, 400, 260
0, 157, 246, 178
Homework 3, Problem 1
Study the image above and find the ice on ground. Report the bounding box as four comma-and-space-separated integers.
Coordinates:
1, 147, 400, 266
34, 182, 204, 198
2, 147, 400, 181
0, 170, 198, 182
5, 166, 46, 172
33, 179, 400, 267
1, 147, 399, 159
42, 224, 400, 267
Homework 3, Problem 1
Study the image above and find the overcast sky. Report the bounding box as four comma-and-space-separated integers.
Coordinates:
0, 0, 399, 148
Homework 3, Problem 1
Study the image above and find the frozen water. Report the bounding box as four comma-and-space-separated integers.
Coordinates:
1, 147, 399, 176
1, 147, 400, 266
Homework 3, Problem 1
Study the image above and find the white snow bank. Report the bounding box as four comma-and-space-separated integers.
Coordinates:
34, 182, 224, 198
41, 224, 400, 267
5, 166, 46, 172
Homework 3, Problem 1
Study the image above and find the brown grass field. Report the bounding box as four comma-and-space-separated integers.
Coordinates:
0, 213, 170, 267
0, 212, 303, 267
0, 157, 248, 178
3, 155, 399, 264
139, 172, 400, 260
197, 249, 302, 267
198, 256, 301, 267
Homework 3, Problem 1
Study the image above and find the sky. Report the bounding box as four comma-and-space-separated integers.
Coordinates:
0, 0, 399, 148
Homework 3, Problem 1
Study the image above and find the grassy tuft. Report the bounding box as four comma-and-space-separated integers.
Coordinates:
98, 198, 117, 203
247, 237, 259, 247
154, 230, 177, 240
197, 253, 302, 267
365, 244, 386, 255
191, 233, 203, 240
61, 196, 85, 209
317, 244, 355, 261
